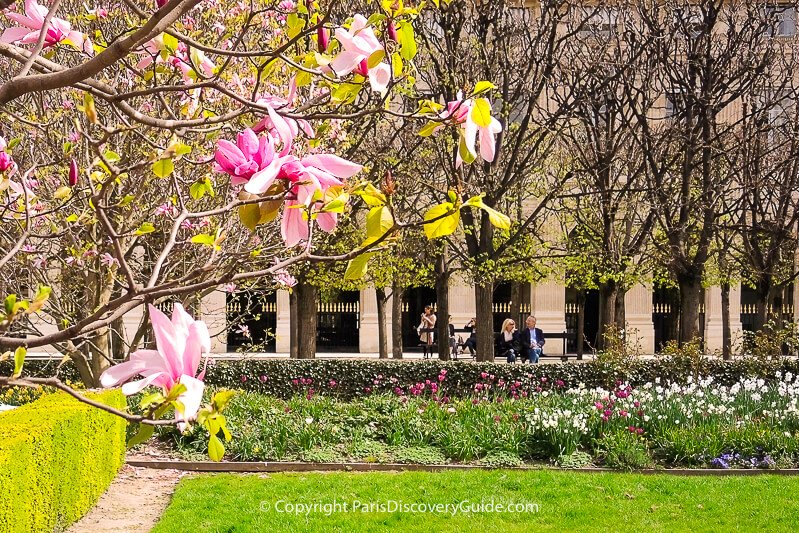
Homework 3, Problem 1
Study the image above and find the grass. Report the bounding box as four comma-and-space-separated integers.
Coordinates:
153, 470, 799, 532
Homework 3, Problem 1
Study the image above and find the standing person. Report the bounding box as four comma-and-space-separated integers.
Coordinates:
520, 316, 545, 364
448, 315, 458, 359
418, 305, 437, 359
497, 318, 520, 363
464, 318, 478, 358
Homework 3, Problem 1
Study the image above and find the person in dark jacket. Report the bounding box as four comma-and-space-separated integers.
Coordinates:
496, 318, 521, 363
463, 318, 478, 358
519, 315, 545, 363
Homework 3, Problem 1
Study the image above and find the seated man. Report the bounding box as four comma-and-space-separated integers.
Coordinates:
519, 315, 545, 364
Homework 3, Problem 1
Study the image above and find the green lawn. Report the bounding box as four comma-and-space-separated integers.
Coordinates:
153, 470, 799, 532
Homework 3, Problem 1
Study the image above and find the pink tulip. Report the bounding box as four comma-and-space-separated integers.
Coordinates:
1, 0, 93, 55
100, 304, 210, 430
68, 159, 78, 186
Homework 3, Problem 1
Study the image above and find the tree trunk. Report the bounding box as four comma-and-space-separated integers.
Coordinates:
597, 280, 618, 349
435, 253, 450, 361
754, 279, 771, 332
89, 328, 111, 387
667, 288, 680, 345
614, 288, 626, 328
391, 281, 404, 359
678, 276, 703, 345
475, 282, 494, 362
289, 289, 298, 359
376, 286, 389, 359
576, 289, 586, 360
721, 280, 731, 360
510, 281, 522, 325
296, 281, 317, 359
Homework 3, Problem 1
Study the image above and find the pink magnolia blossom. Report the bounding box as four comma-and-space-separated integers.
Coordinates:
252, 77, 314, 156
330, 14, 391, 94
0, 137, 16, 174
431, 92, 503, 167
100, 304, 210, 429
213, 128, 278, 185
99, 252, 119, 268
1, 0, 93, 54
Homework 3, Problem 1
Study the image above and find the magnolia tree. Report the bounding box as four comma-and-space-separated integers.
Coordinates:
0, 0, 509, 458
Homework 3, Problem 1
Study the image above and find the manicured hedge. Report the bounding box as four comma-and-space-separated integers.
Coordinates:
0, 390, 127, 533
201, 357, 799, 400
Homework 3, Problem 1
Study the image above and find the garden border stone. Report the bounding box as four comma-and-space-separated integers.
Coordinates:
126, 460, 799, 476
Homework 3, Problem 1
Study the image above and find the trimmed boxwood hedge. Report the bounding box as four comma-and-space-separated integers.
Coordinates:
200, 357, 799, 400
0, 390, 126, 533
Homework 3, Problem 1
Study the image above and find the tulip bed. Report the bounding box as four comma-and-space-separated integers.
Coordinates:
164, 369, 799, 469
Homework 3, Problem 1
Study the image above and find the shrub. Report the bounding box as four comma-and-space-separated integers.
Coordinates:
198, 357, 799, 400
0, 390, 127, 533
479, 451, 523, 468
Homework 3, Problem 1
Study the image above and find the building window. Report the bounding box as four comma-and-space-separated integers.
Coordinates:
765, 4, 797, 36
665, 89, 685, 121
576, 7, 619, 37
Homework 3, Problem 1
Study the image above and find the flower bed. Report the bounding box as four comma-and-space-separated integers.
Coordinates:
162, 369, 799, 470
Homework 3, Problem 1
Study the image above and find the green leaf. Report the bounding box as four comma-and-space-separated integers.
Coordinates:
103, 150, 121, 162
12, 347, 25, 378
208, 434, 225, 462
366, 206, 393, 240
190, 181, 206, 200
458, 134, 476, 165
398, 21, 417, 60
238, 203, 261, 231
344, 253, 373, 281
126, 423, 154, 448
134, 222, 156, 236
287, 13, 304, 39
472, 81, 497, 96
191, 234, 216, 246
471, 98, 492, 128
367, 49, 386, 69
27, 286, 51, 313
423, 202, 460, 239
4, 294, 16, 316
418, 121, 440, 137
463, 195, 511, 230
152, 158, 174, 179
212, 390, 237, 412
163, 33, 178, 53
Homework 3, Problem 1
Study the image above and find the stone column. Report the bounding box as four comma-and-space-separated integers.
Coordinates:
121, 304, 145, 351
531, 280, 567, 354
201, 290, 228, 353
449, 279, 476, 327
359, 287, 379, 353
275, 289, 291, 354
704, 284, 743, 353
624, 284, 655, 354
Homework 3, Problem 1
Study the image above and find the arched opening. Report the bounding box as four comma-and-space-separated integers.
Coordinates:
566, 287, 599, 353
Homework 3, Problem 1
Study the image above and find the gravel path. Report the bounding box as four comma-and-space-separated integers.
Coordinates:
66, 464, 185, 533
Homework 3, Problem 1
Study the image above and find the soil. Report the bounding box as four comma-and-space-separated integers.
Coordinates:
66, 462, 185, 533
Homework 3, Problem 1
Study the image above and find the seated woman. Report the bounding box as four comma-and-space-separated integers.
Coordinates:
496, 318, 521, 363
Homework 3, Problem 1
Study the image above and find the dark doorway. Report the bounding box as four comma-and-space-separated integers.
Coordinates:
226, 291, 277, 352
402, 286, 437, 350
565, 288, 599, 353
316, 290, 360, 352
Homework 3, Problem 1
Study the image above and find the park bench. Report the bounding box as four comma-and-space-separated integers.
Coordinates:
416, 328, 582, 362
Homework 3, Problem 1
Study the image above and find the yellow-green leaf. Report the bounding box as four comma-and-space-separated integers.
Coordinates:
418, 121, 440, 137
238, 203, 261, 231
126, 423, 154, 448
472, 81, 497, 96
12, 347, 26, 378
366, 205, 394, 240
152, 158, 174, 179
423, 202, 460, 239
191, 234, 215, 246
344, 253, 373, 281
208, 434, 225, 461
135, 222, 156, 235
398, 21, 417, 60
471, 98, 492, 128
